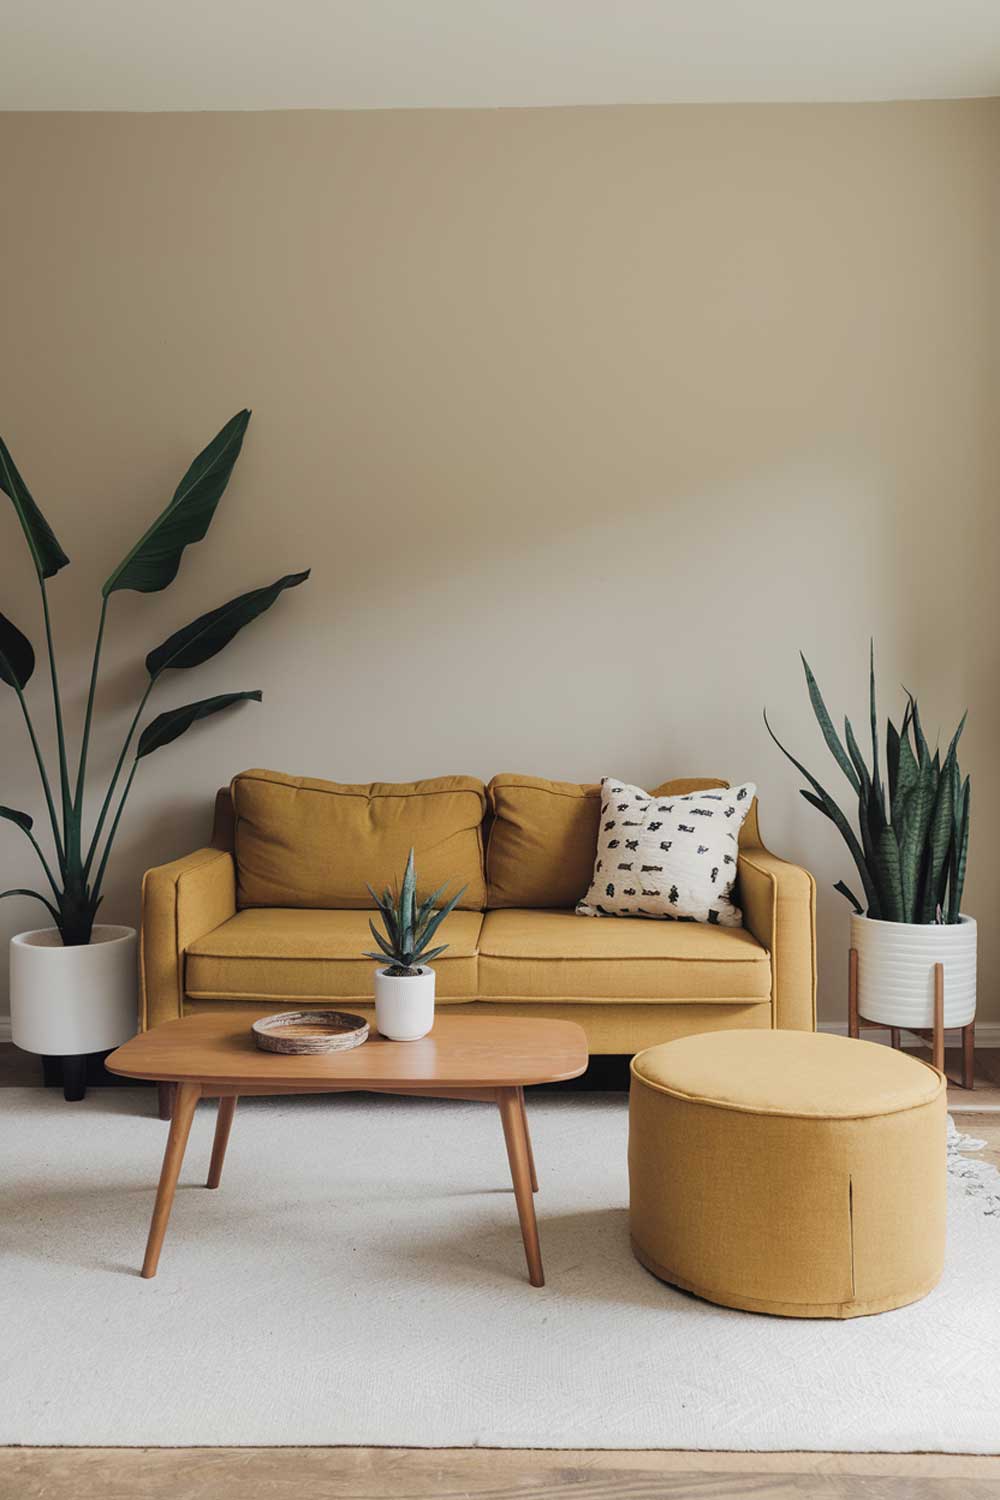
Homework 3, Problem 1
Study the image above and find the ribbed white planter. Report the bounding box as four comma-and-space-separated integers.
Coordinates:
373, 965, 435, 1041
850, 913, 977, 1029
9, 924, 138, 1056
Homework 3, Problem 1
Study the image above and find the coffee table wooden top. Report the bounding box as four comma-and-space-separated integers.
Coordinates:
107, 1012, 589, 1090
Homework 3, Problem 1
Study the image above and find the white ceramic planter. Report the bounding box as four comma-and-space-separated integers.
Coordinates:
850, 912, 977, 1029
10, 924, 138, 1056
373, 965, 435, 1041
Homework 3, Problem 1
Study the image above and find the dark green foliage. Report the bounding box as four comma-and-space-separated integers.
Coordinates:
0, 612, 35, 690
766, 648, 970, 924
145, 572, 309, 677
363, 848, 466, 976
0, 437, 70, 579
0, 411, 308, 945
136, 692, 263, 759
103, 410, 251, 596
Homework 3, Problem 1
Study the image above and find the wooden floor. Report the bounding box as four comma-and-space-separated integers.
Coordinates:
4, 1446, 1000, 1498
3, 1042, 999, 1497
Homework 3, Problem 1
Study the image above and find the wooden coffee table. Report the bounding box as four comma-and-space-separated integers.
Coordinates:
106, 1012, 588, 1287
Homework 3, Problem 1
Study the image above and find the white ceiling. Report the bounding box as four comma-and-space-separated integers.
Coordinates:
4, 0, 1000, 110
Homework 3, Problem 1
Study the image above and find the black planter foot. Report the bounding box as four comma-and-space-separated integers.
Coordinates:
59, 1055, 87, 1102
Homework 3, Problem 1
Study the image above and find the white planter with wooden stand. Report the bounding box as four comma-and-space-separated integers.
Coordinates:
373, 965, 435, 1041
9, 924, 138, 1099
847, 912, 976, 1087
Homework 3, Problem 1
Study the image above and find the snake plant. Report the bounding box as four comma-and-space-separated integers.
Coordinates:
364, 849, 466, 975
1, 410, 309, 946
765, 647, 970, 924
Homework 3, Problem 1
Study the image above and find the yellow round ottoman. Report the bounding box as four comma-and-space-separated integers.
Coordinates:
629, 1029, 946, 1318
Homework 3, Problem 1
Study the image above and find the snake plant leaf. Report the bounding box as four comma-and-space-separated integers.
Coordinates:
764, 709, 880, 916
868, 641, 884, 818
891, 729, 920, 826
0, 437, 70, 580
833, 880, 864, 914
897, 762, 937, 920
922, 749, 957, 921
872, 824, 905, 921
886, 718, 901, 803
947, 775, 971, 924
0, 611, 35, 690
103, 410, 251, 596
906, 693, 931, 769
800, 654, 861, 794
800, 789, 833, 819
135, 690, 261, 759
0, 805, 33, 834
144, 570, 310, 678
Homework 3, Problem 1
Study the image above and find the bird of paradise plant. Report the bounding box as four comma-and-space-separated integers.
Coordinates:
0, 409, 308, 945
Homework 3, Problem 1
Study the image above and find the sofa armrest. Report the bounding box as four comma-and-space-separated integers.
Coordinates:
140, 848, 236, 1030
738, 848, 817, 1031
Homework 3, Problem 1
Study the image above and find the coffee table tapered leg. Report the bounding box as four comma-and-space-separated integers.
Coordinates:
498, 1087, 544, 1287
207, 1096, 237, 1189
517, 1087, 538, 1192
142, 1081, 200, 1279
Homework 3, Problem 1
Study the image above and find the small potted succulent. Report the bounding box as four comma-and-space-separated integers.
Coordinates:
364, 850, 465, 1041
766, 646, 975, 1047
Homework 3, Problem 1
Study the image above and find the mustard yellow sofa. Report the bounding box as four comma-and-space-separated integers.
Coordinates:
139, 770, 817, 1052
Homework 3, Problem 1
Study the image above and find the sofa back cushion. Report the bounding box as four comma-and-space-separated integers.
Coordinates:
232, 769, 487, 910
486, 773, 738, 908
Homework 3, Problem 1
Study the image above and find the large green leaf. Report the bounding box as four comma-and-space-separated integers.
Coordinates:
103, 410, 251, 596
145, 570, 309, 678
800, 654, 861, 794
0, 611, 35, 690
0, 805, 33, 834
0, 437, 70, 580
135, 690, 261, 759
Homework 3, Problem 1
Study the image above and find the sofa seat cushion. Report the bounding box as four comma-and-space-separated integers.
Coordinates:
186, 909, 483, 1004
477, 909, 771, 1003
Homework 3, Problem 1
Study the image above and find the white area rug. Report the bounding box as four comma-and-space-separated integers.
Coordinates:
1, 1088, 998, 1451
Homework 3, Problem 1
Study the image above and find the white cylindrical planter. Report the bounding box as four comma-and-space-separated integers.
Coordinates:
373, 965, 435, 1041
10, 924, 138, 1056
850, 913, 977, 1029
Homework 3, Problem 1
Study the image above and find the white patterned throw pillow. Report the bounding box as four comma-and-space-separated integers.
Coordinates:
577, 778, 756, 926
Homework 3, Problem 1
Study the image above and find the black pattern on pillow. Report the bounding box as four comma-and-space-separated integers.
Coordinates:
577, 779, 755, 926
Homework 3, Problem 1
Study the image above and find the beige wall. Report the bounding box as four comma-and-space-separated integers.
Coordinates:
1, 103, 998, 1028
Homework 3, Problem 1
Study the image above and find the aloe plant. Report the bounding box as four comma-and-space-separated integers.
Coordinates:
1, 410, 309, 946
765, 647, 969, 924
363, 849, 466, 975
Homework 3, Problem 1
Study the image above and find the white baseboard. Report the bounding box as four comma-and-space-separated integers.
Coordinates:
818, 1019, 1000, 1047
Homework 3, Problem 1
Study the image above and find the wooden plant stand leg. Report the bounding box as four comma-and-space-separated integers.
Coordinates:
157, 1081, 176, 1122
962, 1020, 976, 1091
142, 1082, 200, 1279
517, 1087, 538, 1193
931, 962, 945, 1075
207, 1096, 238, 1189
497, 1087, 544, 1287
847, 948, 860, 1039
890, 1028, 901, 1050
